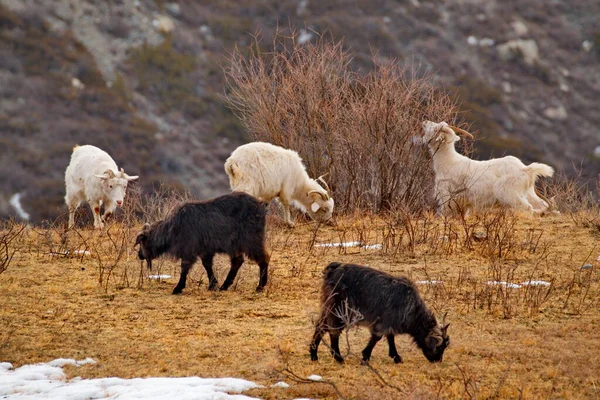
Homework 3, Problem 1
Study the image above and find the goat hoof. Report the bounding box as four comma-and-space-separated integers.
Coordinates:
310, 352, 318, 362
208, 284, 219, 291
392, 355, 402, 364
172, 287, 183, 295
218, 285, 229, 291
334, 355, 344, 364
255, 285, 265, 292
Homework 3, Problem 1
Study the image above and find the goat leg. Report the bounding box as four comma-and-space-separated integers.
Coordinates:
172, 260, 194, 295
361, 333, 382, 363
220, 255, 244, 291
386, 334, 402, 363
330, 333, 344, 363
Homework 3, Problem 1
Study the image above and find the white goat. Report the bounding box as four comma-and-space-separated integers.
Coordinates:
65, 145, 138, 229
224, 142, 334, 227
422, 121, 554, 216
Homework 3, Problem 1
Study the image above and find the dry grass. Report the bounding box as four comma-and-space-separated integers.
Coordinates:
1, 209, 599, 399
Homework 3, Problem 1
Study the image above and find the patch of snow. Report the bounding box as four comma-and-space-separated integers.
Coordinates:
511, 20, 528, 36
71, 77, 85, 90
415, 280, 443, 285
479, 38, 495, 47
298, 29, 313, 45
520, 280, 551, 286
296, 0, 309, 16
148, 275, 172, 279
0, 362, 13, 371
9, 193, 30, 221
543, 105, 567, 120
0, 358, 261, 400
315, 241, 361, 248
486, 281, 521, 289
307, 375, 323, 382
468, 36, 495, 47
72, 250, 92, 256
47, 358, 96, 368
152, 15, 174, 33
315, 241, 382, 251
271, 381, 290, 388
582, 40, 593, 52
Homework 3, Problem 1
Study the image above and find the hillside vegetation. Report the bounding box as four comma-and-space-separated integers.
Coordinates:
0, 0, 599, 221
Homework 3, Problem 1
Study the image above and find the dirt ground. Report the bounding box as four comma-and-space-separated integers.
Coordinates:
1, 211, 599, 399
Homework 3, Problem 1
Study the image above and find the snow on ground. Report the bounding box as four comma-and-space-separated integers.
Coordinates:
0, 358, 261, 400
315, 241, 382, 250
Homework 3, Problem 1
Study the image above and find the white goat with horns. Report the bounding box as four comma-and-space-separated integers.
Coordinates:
224, 142, 334, 227
65, 145, 139, 229
422, 121, 554, 216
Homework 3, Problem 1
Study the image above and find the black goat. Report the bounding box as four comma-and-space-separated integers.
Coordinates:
310, 262, 450, 364
135, 192, 270, 294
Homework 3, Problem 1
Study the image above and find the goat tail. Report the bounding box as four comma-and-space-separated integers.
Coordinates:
323, 262, 343, 278
525, 163, 554, 180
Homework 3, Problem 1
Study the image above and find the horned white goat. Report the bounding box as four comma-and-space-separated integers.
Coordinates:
422, 121, 554, 215
65, 145, 138, 229
224, 142, 334, 227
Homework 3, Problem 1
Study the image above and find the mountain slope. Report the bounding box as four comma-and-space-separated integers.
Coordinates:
0, 0, 598, 221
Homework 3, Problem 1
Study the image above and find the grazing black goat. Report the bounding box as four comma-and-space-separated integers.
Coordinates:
310, 262, 450, 364
135, 192, 270, 294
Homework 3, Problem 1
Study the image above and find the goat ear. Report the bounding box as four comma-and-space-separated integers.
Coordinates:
441, 126, 460, 142
134, 233, 145, 247
94, 173, 109, 180
311, 202, 320, 212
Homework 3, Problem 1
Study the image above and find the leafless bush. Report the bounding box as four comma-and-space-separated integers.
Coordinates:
125, 184, 193, 224
224, 29, 461, 215
0, 220, 25, 275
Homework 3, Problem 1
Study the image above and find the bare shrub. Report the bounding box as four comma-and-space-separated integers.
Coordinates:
224, 29, 461, 215
0, 220, 25, 275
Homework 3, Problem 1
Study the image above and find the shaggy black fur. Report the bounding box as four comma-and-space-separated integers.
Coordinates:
135, 192, 270, 294
310, 262, 450, 364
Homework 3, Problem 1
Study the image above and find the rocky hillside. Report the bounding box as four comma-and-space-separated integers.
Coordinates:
0, 0, 598, 222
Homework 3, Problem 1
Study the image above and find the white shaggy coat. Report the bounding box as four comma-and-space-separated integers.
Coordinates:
422, 121, 554, 215
224, 142, 334, 227
65, 145, 138, 229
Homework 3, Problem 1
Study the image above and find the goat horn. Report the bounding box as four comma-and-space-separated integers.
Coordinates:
308, 189, 329, 201
449, 126, 474, 139
316, 174, 331, 194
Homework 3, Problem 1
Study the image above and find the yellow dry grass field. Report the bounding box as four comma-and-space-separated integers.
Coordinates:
1, 211, 599, 399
